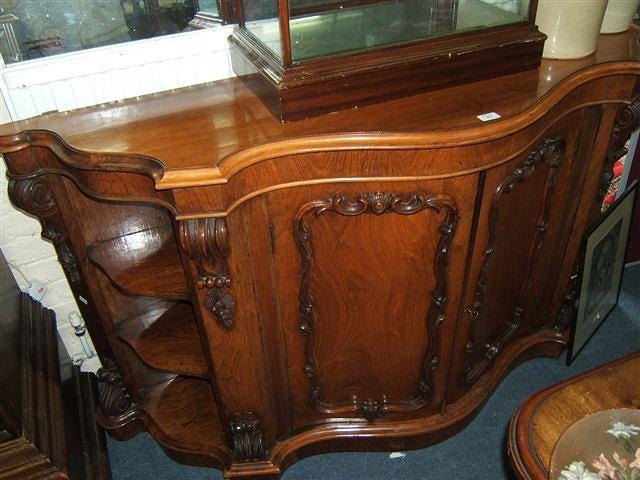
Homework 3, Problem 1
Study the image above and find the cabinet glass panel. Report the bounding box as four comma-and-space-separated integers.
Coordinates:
242, 0, 283, 60
198, 0, 220, 16
285, 0, 530, 62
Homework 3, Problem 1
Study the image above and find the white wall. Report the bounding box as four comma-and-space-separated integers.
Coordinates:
0, 26, 236, 368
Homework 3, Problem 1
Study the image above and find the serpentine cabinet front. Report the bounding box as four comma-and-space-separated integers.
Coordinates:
1, 66, 638, 478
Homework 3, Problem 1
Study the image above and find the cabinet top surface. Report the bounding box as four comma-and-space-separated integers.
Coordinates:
1, 27, 639, 189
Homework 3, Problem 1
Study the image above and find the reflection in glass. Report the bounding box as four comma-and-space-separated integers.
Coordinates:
0, 0, 201, 64
239, 0, 530, 63
242, 0, 282, 60
198, 0, 220, 16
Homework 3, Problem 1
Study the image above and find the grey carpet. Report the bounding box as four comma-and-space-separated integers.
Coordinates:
107, 265, 640, 480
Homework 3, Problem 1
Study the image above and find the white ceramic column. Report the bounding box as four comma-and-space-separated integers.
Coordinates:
536, 0, 609, 59
601, 0, 640, 33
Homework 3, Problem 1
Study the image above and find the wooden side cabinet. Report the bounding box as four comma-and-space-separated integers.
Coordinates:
1, 29, 638, 479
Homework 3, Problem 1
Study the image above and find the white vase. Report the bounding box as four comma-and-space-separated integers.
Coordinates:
536, 0, 609, 59
601, 0, 640, 33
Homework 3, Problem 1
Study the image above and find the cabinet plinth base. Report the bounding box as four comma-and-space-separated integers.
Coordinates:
100, 329, 565, 478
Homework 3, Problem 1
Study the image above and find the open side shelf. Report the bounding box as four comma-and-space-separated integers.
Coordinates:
140, 377, 229, 467
87, 224, 189, 300
116, 302, 209, 379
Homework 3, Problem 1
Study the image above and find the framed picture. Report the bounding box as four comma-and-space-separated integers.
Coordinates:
566, 180, 638, 365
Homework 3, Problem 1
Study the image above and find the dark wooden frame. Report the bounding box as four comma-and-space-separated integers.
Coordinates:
566, 180, 638, 365
0, 250, 111, 480
229, 1, 544, 121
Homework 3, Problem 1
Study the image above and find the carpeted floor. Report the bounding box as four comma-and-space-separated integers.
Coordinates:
107, 265, 640, 480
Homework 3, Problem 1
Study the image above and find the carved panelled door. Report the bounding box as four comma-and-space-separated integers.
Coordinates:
267, 179, 476, 429
462, 137, 567, 384
456, 110, 607, 395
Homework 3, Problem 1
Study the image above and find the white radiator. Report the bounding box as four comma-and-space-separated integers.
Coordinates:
1, 25, 235, 120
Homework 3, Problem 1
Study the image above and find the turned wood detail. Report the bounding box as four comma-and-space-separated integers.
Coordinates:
7, 177, 81, 285
179, 218, 235, 330
96, 358, 135, 418
294, 192, 458, 418
463, 136, 566, 384
230, 411, 266, 462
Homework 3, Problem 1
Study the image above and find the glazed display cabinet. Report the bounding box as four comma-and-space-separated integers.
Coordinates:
229, 0, 545, 120
1, 26, 639, 479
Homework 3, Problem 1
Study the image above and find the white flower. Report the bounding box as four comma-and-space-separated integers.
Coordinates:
606, 421, 640, 440
558, 461, 601, 480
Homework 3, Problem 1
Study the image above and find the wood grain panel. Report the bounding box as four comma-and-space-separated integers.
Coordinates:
462, 136, 566, 384
178, 200, 283, 453
264, 176, 475, 431
295, 192, 457, 418
124, 377, 230, 468
116, 302, 208, 379
88, 225, 189, 300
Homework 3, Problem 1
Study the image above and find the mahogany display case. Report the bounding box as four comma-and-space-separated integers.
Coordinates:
229, 0, 546, 120
0, 27, 639, 479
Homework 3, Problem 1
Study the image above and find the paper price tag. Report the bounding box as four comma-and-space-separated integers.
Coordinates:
476, 112, 501, 122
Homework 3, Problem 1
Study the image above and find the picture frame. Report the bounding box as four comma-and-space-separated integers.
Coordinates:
566, 179, 638, 365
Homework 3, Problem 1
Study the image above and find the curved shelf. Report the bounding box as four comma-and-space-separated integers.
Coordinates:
117, 303, 208, 379
88, 224, 189, 300
144, 377, 228, 467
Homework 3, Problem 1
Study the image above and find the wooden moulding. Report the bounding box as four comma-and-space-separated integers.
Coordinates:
0, 293, 66, 479
87, 225, 189, 300
229, 23, 546, 122
116, 303, 209, 379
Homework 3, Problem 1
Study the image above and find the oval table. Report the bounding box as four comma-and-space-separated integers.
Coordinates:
508, 351, 640, 479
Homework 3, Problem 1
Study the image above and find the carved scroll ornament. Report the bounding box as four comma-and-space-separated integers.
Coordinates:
294, 191, 458, 419
600, 96, 640, 200
230, 411, 265, 462
8, 177, 81, 285
96, 358, 135, 418
463, 136, 566, 384
609, 96, 640, 162
179, 218, 235, 330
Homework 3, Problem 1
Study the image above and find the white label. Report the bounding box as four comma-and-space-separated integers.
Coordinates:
476, 112, 501, 122
78, 295, 88, 305
389, 452, 406, 459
